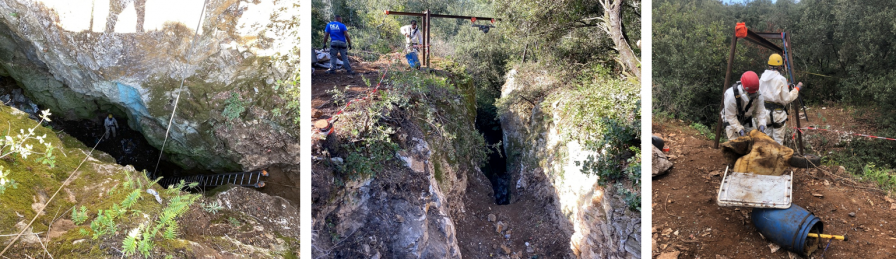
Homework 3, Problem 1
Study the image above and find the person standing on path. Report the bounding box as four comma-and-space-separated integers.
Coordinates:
760, 53, 805, 144
400, 20, 421, 53
323, 15, 355, 75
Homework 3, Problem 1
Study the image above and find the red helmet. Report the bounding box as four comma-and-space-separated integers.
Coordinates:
741, 71, 759, 94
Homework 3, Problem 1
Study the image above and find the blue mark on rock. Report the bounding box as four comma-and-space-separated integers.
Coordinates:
117, 82, 150, 118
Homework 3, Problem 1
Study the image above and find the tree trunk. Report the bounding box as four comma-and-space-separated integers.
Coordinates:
605, 0, 640, 79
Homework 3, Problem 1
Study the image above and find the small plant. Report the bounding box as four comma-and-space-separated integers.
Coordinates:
71, 206, 88, 225
227, 217, 241, 227
616, 183, 641, 212
123, 180, 200, 257
0, 109, 55, 194
0, 165, 18, 194
222, 92, 246, 121
202, 201, 224, 214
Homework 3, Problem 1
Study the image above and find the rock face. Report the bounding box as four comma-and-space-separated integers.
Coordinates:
0, 0, 299, 171
311, 82, 476, 258
500, 68, 642, 258
312, 124, 467, 258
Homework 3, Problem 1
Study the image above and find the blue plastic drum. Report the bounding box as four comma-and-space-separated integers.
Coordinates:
406, 52, 420, 69
751, 204, 824, 256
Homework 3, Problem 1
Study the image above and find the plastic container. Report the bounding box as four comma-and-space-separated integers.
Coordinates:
406, 52, 420, 69
751, 204, 824, 256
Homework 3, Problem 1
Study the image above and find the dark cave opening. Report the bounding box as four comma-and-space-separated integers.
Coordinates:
0, 75, 210, 182
475, 107, 510, 205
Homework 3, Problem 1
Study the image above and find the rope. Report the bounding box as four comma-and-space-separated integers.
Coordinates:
799, 126, 896, 141
152, 0, 209, 177
0, 131, 107, 256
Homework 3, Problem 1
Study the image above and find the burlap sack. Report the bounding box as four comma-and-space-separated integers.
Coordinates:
721, 129, 794, 176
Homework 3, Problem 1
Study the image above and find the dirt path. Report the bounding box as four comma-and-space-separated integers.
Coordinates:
455, 170, 574, 258
311, 55, 392, 121
652, 117, 896, 258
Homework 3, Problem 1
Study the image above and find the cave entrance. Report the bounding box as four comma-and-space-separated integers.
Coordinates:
0, 75, 211, 183
475, 106, 510, 205
50, 116, 213, 180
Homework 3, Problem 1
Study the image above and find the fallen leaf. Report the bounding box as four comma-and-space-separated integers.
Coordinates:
662, 228, 673, 236
769, 243, 780, 253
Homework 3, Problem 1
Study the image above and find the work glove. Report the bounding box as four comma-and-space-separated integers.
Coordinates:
759, 125, 766, 132
739, 130, 745, 136
348, 43, 353, 50
795, 82, 804, 91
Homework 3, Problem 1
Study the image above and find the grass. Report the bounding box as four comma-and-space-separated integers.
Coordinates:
858, 163, 896, 193
690, 122, 716, 140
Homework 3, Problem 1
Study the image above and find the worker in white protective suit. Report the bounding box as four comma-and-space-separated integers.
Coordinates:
721, 71, 769, 141
400, 20, 421, 52
104, 114, 119, 140
759, 53, 805, 144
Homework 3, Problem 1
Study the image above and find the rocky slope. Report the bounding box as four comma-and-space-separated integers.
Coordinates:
311, 69, 476, 258
0, 0, 299, 171
500, 68, 642, 258
0, 104, 299, 258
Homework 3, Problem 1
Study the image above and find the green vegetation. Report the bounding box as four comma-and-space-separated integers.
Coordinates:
222, 92, 246, 121
317, 0, 641, 210
690, 122, 716, 141
539, 64, 641, 211
202, 201, 224, 215
655, 0, 896, 184
0, 109, 55, 194
76, 170, 200, 257
71, 206, 88, 225
328, 61, 486, 182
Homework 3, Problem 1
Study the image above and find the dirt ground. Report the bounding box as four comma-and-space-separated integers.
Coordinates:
455, 169, 574, 258
311, 55, 391, 121
652, 107, 896, 258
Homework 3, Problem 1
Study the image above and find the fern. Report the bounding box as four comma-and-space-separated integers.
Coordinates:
71, 206, 88, 225
162, 223, 178, 240
137, 238, 154, 257
120, 189, 142, 209
122, 225, 142, 256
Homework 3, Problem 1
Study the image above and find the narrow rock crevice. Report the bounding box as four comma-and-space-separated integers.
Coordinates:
475, 106, 510, 205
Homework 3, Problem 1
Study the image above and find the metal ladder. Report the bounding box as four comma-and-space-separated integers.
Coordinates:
157, 170, 268, 189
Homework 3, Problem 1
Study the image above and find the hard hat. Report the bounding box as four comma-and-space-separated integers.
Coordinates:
741, 71, 760, 94
768, 54, 783, 66
108, 114, 113, 118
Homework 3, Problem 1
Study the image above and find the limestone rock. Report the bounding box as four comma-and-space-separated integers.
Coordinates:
653, 146, 673, 177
